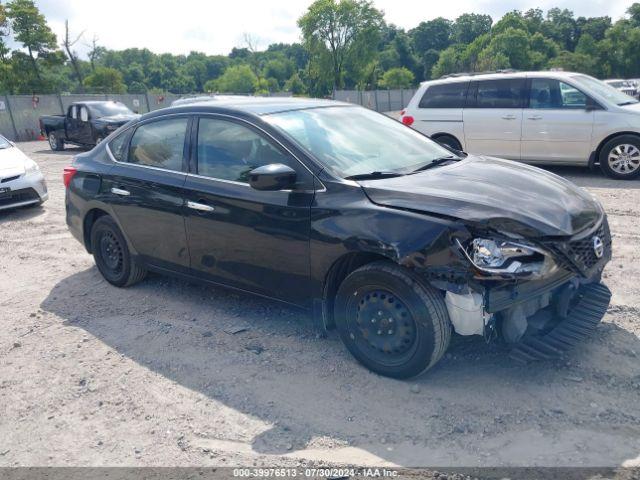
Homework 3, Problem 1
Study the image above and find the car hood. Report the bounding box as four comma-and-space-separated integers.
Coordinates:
99, 113, 139, 124
358, 156, 602, 237
0, 147, 29, 177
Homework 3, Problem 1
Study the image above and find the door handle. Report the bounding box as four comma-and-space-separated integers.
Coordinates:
110, 187, 130, 196
501, 114, 517, 120
187, 200, 215, 212
528, 115, 543, 120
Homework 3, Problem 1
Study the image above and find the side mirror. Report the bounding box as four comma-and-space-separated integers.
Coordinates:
249, 163, 297, 191
585, 97, 599, 111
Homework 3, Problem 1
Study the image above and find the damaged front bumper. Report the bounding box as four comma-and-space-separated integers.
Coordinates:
508, 282, 611, 363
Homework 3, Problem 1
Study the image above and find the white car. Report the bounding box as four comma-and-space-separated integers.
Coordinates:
0, 135, 48, 210
604, 79, 637, 98
401, 71, 640, 179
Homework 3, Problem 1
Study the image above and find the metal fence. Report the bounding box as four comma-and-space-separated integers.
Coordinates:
0, 92, 293, 141
333, 89, 417, 112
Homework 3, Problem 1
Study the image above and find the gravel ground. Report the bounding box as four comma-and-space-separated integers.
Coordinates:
1, 141, 639, 469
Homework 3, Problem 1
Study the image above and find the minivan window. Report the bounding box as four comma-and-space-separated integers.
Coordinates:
128, 118, 188, 171
471, 79, 526, 108
571, 74, 639, 106
196, 118, 294, 183
419, 82, 469, 108
529, 78, 587, 109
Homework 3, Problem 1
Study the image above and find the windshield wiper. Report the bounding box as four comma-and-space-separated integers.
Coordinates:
345, 171, 405, 181
618, 101, 638, 106
410, 155, 458, 173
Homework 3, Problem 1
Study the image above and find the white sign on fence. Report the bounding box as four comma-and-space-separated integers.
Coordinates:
0, 101, 5, 111
132, 99, 140, 108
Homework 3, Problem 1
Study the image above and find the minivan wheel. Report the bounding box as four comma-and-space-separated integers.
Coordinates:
433, 134, 462, 151
334, 261, 451, 379
599, 135, 640, 179
91, 216, 146, 287
48, 132, 64, 151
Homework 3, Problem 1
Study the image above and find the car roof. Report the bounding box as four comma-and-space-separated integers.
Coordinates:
144, 96, 352, 119
420, 70, 586, 86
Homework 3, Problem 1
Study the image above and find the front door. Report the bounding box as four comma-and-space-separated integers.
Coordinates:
463, 78, 526, 160
521, 78, 595, 164
183, 116, 315, 306
106, 116, 191, 270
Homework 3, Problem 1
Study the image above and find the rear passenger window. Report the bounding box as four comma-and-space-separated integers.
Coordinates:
128, 118, 188, 171
108, 131, 129, 161
196, 118, 294, 183
419, 82, 469, 108
473, 79, 526, 108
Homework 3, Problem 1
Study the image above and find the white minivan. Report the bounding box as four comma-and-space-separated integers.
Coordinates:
401, 71, 640, 179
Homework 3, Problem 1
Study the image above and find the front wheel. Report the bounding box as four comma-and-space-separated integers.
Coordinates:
91, 216, 146, 287
48, 132, 64, 151
334, 261, 451, 379
599, 135, 640, 179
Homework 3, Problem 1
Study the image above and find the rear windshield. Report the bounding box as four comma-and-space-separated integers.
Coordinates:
419, 82, 469, 108
88, 103, 133, 117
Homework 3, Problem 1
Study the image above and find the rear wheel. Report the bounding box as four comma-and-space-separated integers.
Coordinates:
91, 216, 146, 287
599, 135, 640, 179
433, 134, 462, 151
334, 261, 451, 379
48, 132, 64, 151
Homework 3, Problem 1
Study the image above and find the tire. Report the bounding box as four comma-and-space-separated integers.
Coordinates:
48, 132, 64, 151
433, 134, 462, 151
599, 135, 640, 179
334, 261, 452, 379
90, 216, 146, 287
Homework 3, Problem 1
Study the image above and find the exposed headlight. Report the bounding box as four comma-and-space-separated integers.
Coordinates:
456, 237, 557, 279
24, 159, 40, 176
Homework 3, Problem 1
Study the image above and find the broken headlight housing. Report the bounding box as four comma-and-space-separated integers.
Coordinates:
456, 237, 557, 279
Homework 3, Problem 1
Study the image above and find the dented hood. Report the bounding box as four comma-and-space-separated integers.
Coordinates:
358, 156, 602, 237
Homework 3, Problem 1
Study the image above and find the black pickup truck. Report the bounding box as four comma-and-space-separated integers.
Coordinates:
39, 101, 139, 151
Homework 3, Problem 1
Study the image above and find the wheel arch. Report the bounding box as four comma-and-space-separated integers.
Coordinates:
431, 132, 463, 148
82, 208, 110, 253
594, 131, 640, 164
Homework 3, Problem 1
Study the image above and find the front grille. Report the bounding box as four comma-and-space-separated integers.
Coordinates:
0, 188, 39, 207
545, 217, 612, 275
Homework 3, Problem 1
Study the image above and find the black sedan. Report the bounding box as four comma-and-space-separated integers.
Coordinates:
64, 98, 612, 378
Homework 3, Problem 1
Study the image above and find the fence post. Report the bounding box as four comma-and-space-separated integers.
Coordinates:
400, 89, 404, 109
57, 93, 64, 114
387, 89, 391, 112
374, 90, 379, 111
144, 92, 151, 112
4, 95, 19, 141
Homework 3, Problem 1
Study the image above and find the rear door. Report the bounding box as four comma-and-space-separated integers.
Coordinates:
463, 78, 526, 160
182, 115, 315, 305
106, 115, 191, 271
521, 77, 595, 164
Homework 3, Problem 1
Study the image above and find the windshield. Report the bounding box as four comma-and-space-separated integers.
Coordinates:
573, 75, 638, 105
88, 102, 133, 117
0, 135, 11, 149
265, 106, 456, 178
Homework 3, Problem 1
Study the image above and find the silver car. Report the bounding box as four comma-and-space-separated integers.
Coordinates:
0, 135, 48, 210
402, 71, 640, 179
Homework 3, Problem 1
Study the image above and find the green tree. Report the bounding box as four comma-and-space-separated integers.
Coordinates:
6, 0, 57, 84
0, 3, 10, 61
84, 66, 126, 93
452, 13, 492, 44
379, 67, 414, 88
284, 72, 306, 94
298, 0, 384, 90
212, 64, 257, 93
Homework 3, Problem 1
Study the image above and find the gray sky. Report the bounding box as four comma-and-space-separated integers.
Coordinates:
28, 0, 634, 57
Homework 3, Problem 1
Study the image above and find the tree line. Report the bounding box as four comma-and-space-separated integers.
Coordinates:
2, 0, 640, 96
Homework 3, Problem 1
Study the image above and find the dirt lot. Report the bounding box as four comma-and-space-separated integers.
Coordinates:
1, 141, 639, 469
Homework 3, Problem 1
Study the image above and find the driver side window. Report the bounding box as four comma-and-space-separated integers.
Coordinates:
79, 106, 89, 122
196, 118, 303, 184
529, 79, 588, 109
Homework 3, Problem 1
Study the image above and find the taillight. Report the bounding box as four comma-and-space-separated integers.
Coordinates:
401, 115, 414, 126
63, 166, 77, 188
